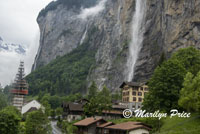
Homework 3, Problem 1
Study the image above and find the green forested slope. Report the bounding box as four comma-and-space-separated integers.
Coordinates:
26, 40, 96, 96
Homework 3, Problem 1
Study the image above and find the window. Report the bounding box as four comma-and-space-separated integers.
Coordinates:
132, 91, 136, 96
141, 87, 144, 91
138, 98, 142, 102
138, 92, 142, 96
133, 97, 136, 101
144, 87, 149, 91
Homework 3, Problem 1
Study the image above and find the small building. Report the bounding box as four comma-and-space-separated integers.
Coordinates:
97, 122, 114, 134
21, 100, 43, 115
120, 82, 149, 109
74, 117, 107, 134
62, 100, 127, 122
62, 102, 84, 122
106, 122, 151, 134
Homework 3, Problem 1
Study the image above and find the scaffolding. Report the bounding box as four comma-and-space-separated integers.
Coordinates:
11, 61, 28, 112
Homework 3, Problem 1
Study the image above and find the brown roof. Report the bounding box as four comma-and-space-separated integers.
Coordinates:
97, 122, 114, 128
112, 105, 128, 110
62, 102, 84, 111
106, 122, 151, 131
74, 117, 105, 126
120, 82, 142, 88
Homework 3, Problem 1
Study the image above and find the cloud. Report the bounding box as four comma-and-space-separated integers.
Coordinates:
0, 0, 53, 86
78, 0, 107, 20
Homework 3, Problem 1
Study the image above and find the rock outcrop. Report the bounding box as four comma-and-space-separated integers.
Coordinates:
32, 0, 200, 91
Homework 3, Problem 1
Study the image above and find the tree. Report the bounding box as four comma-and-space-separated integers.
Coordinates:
98, 86, 112, 113
87, 81, 98, 100
178, 72, 200, 113
0, 107, 21, 134
25, 110, 51, 134
0, 92, 7, 110
84, 85, 112, 117
143, 47, 200, 112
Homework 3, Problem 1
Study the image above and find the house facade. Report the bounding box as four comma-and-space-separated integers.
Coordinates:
120, 82, 149, 109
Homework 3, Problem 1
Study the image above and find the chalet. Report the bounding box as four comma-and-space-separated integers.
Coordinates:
74, 118, 151, 134
106, 122, 151, 134
120, 82, 149, 109
62, 99, 128, 122
62, 102, 84, 122
74, 117, 107, 134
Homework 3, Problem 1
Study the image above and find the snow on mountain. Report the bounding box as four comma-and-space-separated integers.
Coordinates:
0, 36, 26, 55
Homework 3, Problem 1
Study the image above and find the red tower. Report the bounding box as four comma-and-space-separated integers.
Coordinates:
11, 61, 28, 111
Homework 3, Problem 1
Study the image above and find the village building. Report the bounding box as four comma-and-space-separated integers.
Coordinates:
62, 100, 128, 122
22, 100, 44, 115
62, 102, 84, 122
106, 121, 151, 134
74, 117, 107, 134
120, 82, 149, 109
74, 118, 151, 134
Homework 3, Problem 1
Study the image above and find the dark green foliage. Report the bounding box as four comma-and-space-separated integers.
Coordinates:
143, 47, 200, 112
84, 84, 112, 117
25, 110, 50, 134
0, 92, 7, 110
87, 81, 98, 100
38, 0, 98, 18
0, 106, 21, 134
58, 120, 78, 134
178, 72, 200, 113
26, 38, 97, 96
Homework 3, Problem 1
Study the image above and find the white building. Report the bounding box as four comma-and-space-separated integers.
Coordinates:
22, 100, 43, 114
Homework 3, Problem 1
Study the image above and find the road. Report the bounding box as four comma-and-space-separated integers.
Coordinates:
51, 121, 62, 134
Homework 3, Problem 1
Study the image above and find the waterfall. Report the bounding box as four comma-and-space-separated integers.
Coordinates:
126, 0, 146, 82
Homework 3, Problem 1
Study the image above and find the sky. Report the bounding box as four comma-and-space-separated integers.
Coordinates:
0, 0, 53, 87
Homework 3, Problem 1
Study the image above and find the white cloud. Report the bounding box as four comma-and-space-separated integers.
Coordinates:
78, 0, 107, 20
0, 0, 53, 86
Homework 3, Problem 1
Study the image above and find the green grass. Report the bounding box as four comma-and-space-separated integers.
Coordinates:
155, 113, 200, 134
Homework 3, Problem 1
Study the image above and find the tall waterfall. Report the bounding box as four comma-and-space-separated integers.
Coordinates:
126, 0, 146, 82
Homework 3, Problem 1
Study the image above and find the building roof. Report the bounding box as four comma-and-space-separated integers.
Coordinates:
74, 117, 105, 126
112, 105, 128, 110
62, 102, 84, 111
106, 122, 151, 131
97, 122, 114, 128
119, 82, 144, 88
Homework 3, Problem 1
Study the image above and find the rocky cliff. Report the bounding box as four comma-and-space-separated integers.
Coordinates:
32, 0, 200, 91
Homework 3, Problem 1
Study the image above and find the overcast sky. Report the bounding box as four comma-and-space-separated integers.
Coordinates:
0, 0, 53, 86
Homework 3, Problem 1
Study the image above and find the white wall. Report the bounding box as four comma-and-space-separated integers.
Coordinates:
129, 128, 149, 134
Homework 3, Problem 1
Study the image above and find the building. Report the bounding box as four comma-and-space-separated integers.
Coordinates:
22, 100, 44, 115
74, 117, 107, 134
106, 122, 151, 134
120, 82, 149, 109
62, 100, 127, 122
74, 118, 151, 134
10, 61, 28, 112
62, 102, 84, 122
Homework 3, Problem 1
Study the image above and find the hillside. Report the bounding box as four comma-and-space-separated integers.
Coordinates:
31, 0, 200, 93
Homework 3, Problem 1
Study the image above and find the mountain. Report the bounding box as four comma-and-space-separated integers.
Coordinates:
0, 36, 26, 55
29, 0, 200, 94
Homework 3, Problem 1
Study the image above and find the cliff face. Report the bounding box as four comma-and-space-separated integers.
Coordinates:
33, 0, 200, 91
134, 0, 200, 82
